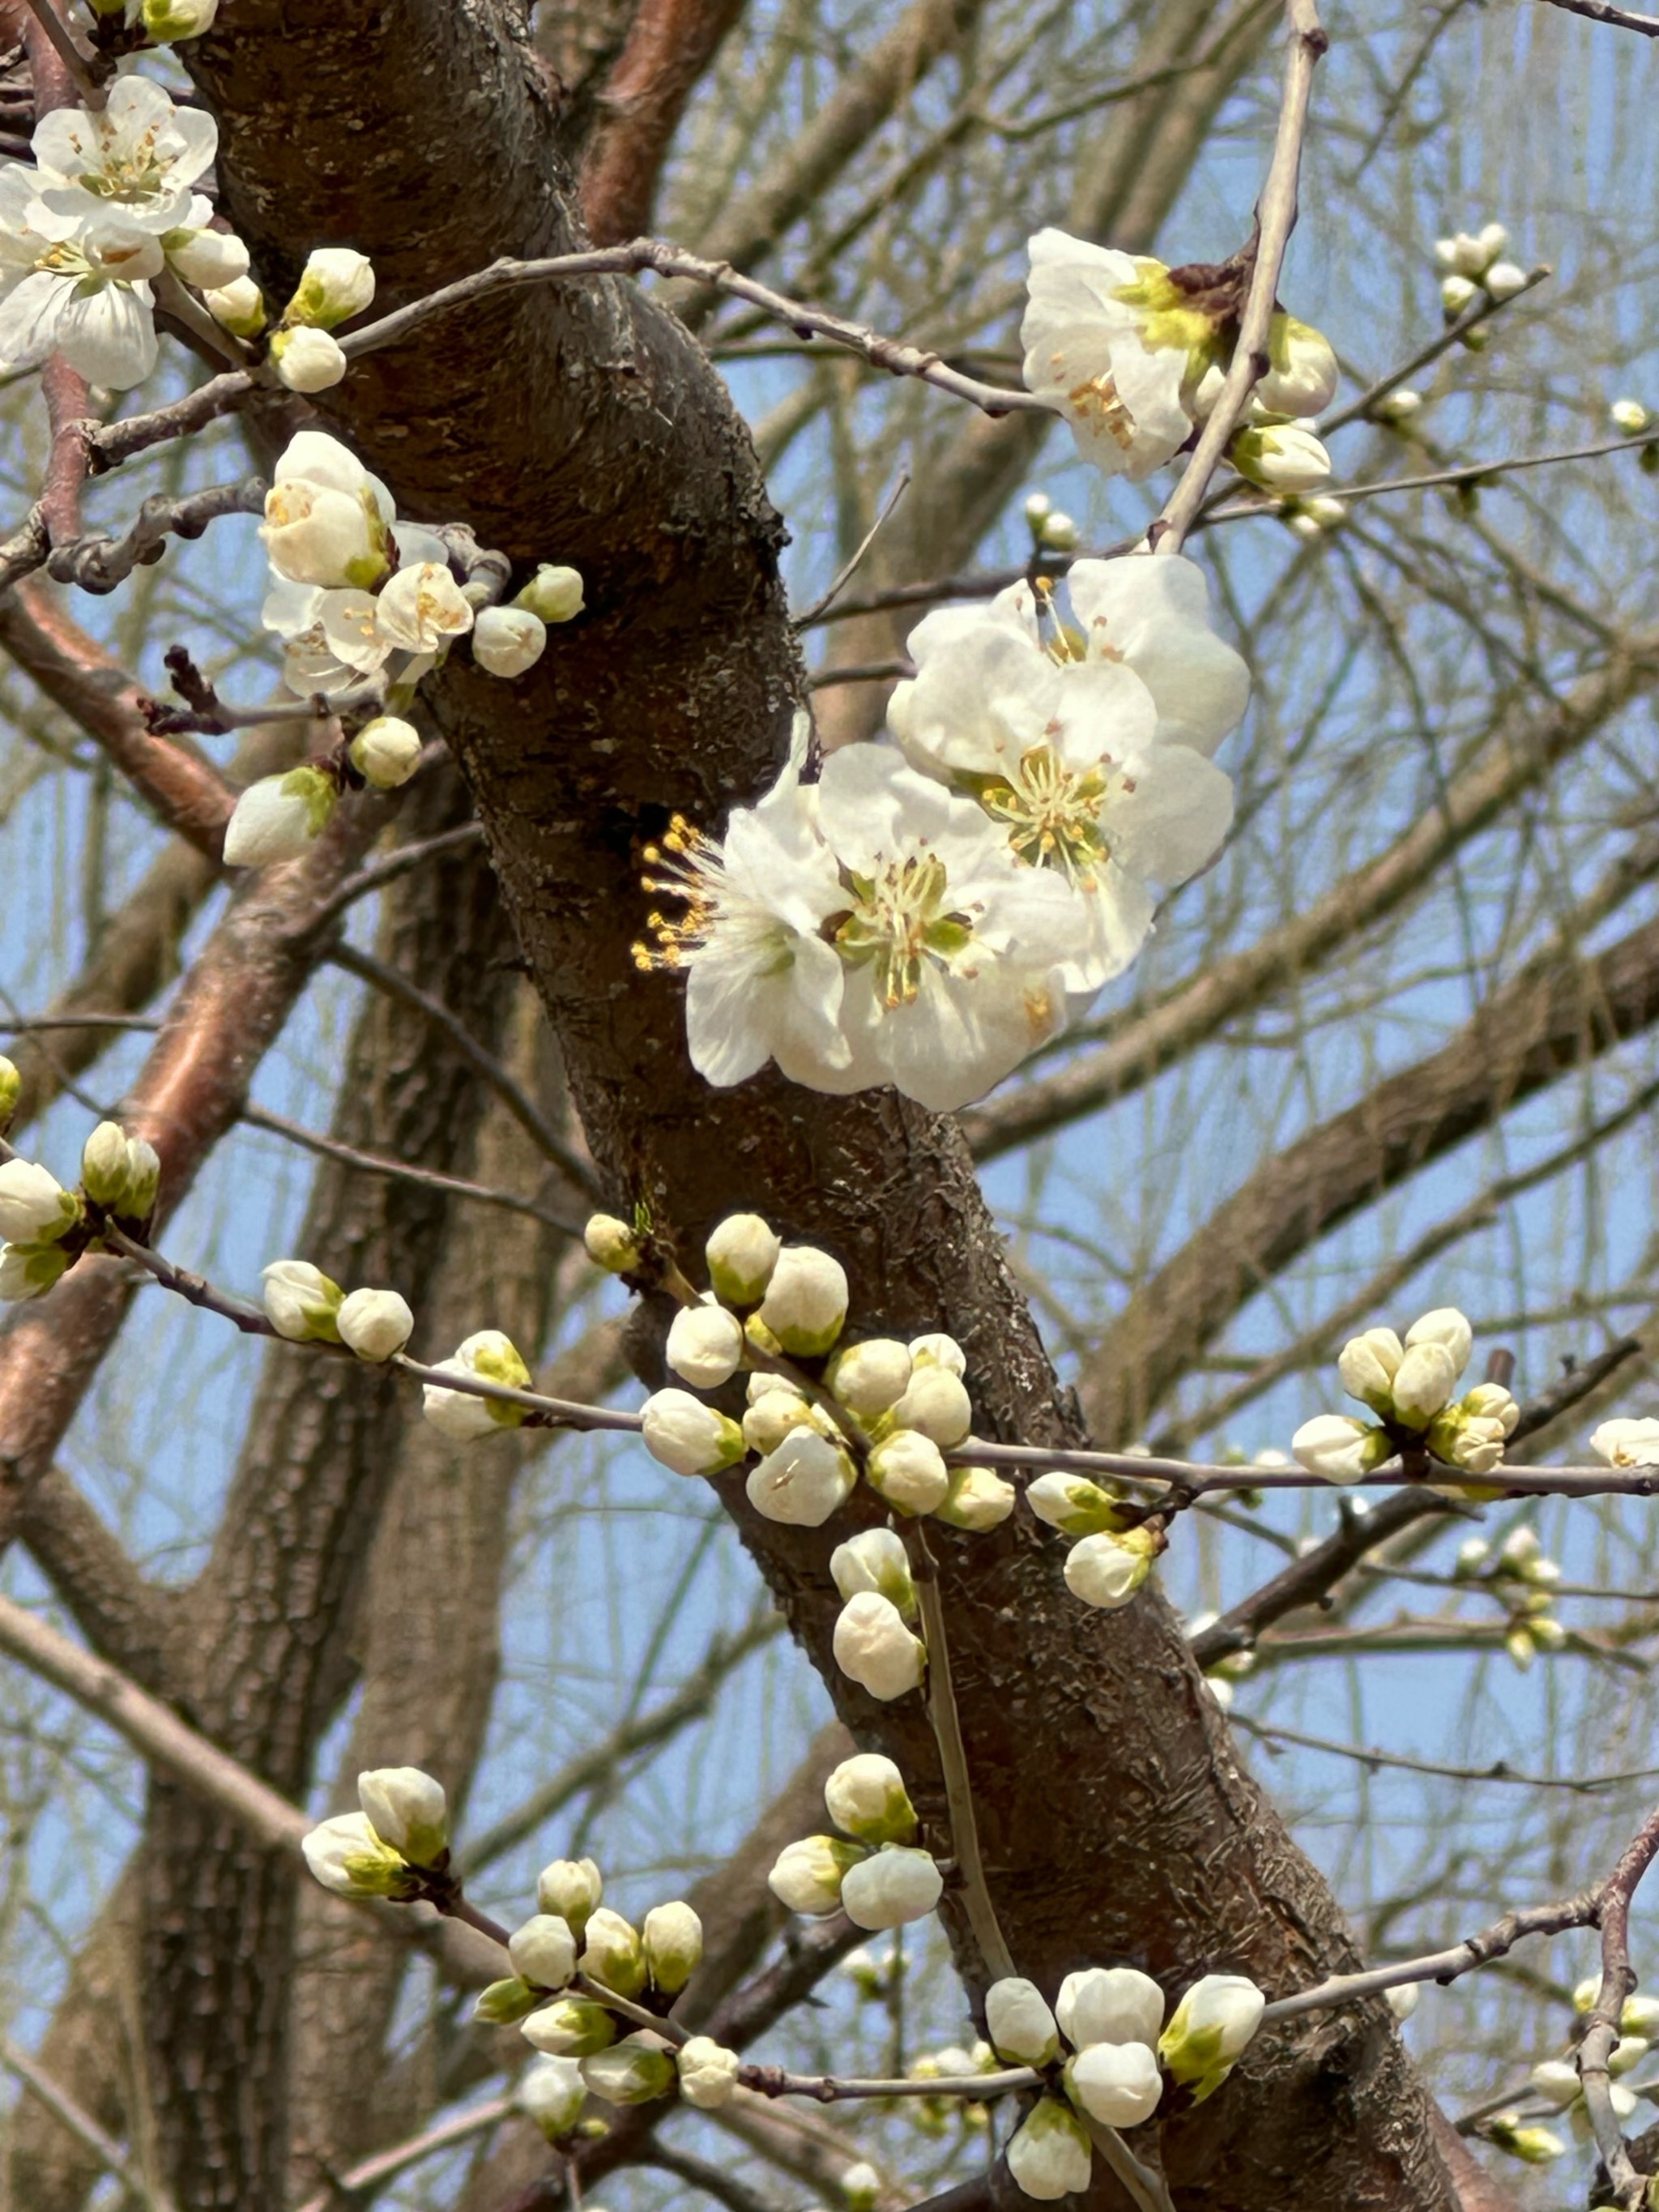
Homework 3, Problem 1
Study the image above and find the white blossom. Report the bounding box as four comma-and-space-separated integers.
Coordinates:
509, 1914, 578, 1992
514, 563, 585, 623
262, 441, 390, 591
261, 1258, 343, 1342
1005, 2096, 1093, 2201
0, 1159, 78, 1244
579, 1907, 646, 1998
336, 1287, 414, 1362
538, 1857, 603, 1932
1591, 1417, 1659, 1468
756, 1244, 849, 1356
665, 1299, 745, 1389
1021, 229, 1217, 479
0, 170, 162, 386
829, 1527, 917, 1614
867, 1428, 950, 1516
1229, 421, 1333, 493
1290, 1412, 1388, 1484
301, 1810, 415, 1899
936, 1463, 1016, 1528
518, 2055, 586, 2141
839, 1846, 943, 1930
1157, 1973, 1264, 2100
1063, 1526, 1158, 1610
642, 1900, 702, 1994
422, 1329, 531, 1440
0, 1241, 72, 1302
767, 1834, 861, 1915
350, 715, 422, 790
824, 1753, 917, 1846
472, 604, 547, 677
706, 1211, 781, 1305
579, 2033, 676, 2106
676, 2037, 741, 2109
223, 767, 339, 867
833, 1591, 925, 1698
746, 1427, 855, 1526
1057, 1966, 1164, 2053
826, 1338, 913, 1419
1064, 2039, 1163, 2129
986, 1978, 1060, 2067
357, 1766, 447, 1865
28, 77, 215, 235
284, 246, 375, 329
271, 326, 348, 391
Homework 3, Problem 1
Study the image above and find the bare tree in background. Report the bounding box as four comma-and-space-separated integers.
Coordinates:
3, 2, 1659, 2211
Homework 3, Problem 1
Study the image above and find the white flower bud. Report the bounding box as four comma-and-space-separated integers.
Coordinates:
1476, 221, 1509, 263
141, 0, 216, 36
261, 1258, 343, 1343
638, 1387, 744, 1475
475, 1976, 540, 2025
1026, 1471, 1128, 1537
833, 1592, 926, 1699
1528, 2059, 1581, 2109
284, 246, 376, 330
1005, 2097, 1092, 2201
513, 563, 585, 624
826, 1338, 912, 1420
1386, 1982, 1418, 2020
579, 1907, 646, 1998
301, 1810, 417, 1898
1290, 1412, 1389, 1484
164, 224, 249, 289
1590, 1416, 1659, 1468
747, 1428, 855, 1526
224, 766, 339, 866
985, 1978, 1059, 2067
1625, 1994, 1659, 2037
337, 1287, 414, 1363
705, 1212, 781, 1305
518, 2054, 586, 2140
1230, 423, 1332, 493
1259, 314, 1338, 417
1404, 1307, 1473, 1373
841, 2163, 880, 2212
357, 1766, 446, 1865
270, 325, 348, 391
473, 604, 548, 678
521, 1996, 617, 2056
0, 1057, 19, 1127
1611, 2035, 1648, 2076
840, 1846, 943, 1931
580, 2032, 676, 2106
1373, 387, 1423, 424
1158, 1974, 1265, 2100
1455, 1537, 1490, 1574
1063, 2040, 1163, 2129
1391, 1339, 1460, 1427
1612, 399, 1651, 435
535, 1858, 602, 1937
203, 274, 267, 336
740, 1381, 814, 1456
1529, 1615, 1567, 1651
349, 715, 422, 791
883, 1365, 972, 1450
1487, 2113, 1565, 2163
1337, 1327, 1404, 1413
0, 1159, 76, 1245
1482, 259, 1528, 301
1063, 1526, 1158, 1611
1023, 492, 1053, 524
1505, 1624, 1535, 1671
421, 1329, 531, 1441
867, 1428, 950, 1516
908, 1333, 966, 1376
583, 1215, 642, 1275
830, 1527, 917, 1616
676, 2036, 741, 2109
642, 1900, 702, 1996
1439, 273, 1478, 314
1038, 510, 1079, 551
936, 1464, 1016, 1530
665, 1300, 745, 1390
1464, 1381, 1520, 1435
768, 1834, 864, 1915
510, 1914, 578, 1992
825, 1754, 918, 1846
756, 1245, 848, 1355
1057, 1966, 1164, 2052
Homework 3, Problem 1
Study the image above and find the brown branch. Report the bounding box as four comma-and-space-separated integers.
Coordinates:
37, 476, 267, 597
16, 1465, 176, 1688
1535, 0, 1659, 30
580, 0, 748, 242
1, 2035, 173, 2212
1581, 1803, 1659, 2205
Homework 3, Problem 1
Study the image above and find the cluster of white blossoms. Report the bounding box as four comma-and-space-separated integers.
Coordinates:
1025, 1472, 1162, 1612
1511, 1975, 1659, 2163
0, 1080, 160, 1302
0, 70, 233, 389
990, 1967, 1265, 2201
1452, 1524, 1567, 1673
224, 430, 583, 869
1021, 228, 1337, 494
639, 553, 1247, 1112
1290, 1306, 1518, 1487
303, 1765, 450, 1901
1434, 220, 1529, 324
605, 1207, 1011, 1541
769, 1752, 944, 1930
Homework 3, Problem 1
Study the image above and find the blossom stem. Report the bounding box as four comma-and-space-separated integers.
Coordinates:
902, 1518, 1017, 1984
1081, 2115, 1178, 2212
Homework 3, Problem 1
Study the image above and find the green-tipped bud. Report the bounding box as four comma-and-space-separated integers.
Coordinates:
706, 1211, 781, 1305
985, 1977, 1060, 2068
1026, 1471, 1132, 1537
825, 1753, 918, 1847
301, 1812, 420, 1900
509, 1914, 578, 1992
767, 1834, 865, 1915
1064, 1525, 1159, 1611
676, 2036, 740, 2109
1336, 1326, 1404, 1415
580, 2032, 676, 2107
583, 1214, 642, 1274
0, 1057, 20, 1130
867, 1428, 950, 1517
935, 1463, 1016, 1530
1158, 1974, 1265, 2102
578, 1907, 646, 2000
357, 1766, 447, 1868
640, 1389, 746, 1478
283, 247, 375, 331
642, 1901, 702, 1996
538, 1857, 603, 1936
0, 1241, 75, 1302
0, 1159, 79, 1245
1486, 2113, 1566, 2164
474, 1975, 543, 2026
825, 1338, 912, 1420
755, 1244, 847, 1356
262, 1259, 343, 1343
521, 1996, 618, 2058
513, 564, 585, 625
518, 2054, 586, 2140
829, 1528, 918, 1617
203, 275, 267, 337
80, 1121, 134, 1211
141, 0, 216, 40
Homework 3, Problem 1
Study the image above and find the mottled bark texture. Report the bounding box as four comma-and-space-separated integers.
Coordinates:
181, 6, 1461, 2208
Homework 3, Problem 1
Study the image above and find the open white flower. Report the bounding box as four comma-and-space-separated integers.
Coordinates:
0, 169, 162, 388
1593, 1416, 1659, 1469
28, 77, 216, 237
1021, 229, 1216, 478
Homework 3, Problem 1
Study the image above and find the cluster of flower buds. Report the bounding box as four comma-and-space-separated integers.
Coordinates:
262, 246, 377, 392
1452, 1525, 1566, 1669
622, 1207, 1011, 1546
1522, 1978, 1659, 2149
829, 1530, 928, 1698
261, 1260, 413, 1363
1610, 398, 1658, 474
1482, 2110, 1566, 2165
302, 1766, 450, 1900
769, 1753, 942, 1930
1026, 1473, 1162, 1612
1433, 223, 1529, 331
992, 1967, 1265, 2199
902, 2042, 1000, 2138
0, 1105, 161, 1303
1022, 493, 1080, 554
1591, 1416, 1659, 1469
1290, 1307, 1517, 1485
1282, 493, 1348, 544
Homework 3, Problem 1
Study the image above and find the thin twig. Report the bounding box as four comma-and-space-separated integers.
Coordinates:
1534, 0, 1659, 32
2, 2035, 175, 2212
792, 469, 912, 629
39, 476, 267, 596
1579, 1800, 1659, 2206
292, 2097, 513, 2212
1320, 268, 1551, 434
742, 2061, 1035, 2104
1230, 1712, 1659, 1796
1152, 0, 1328, 553
18, 0, 101, 105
